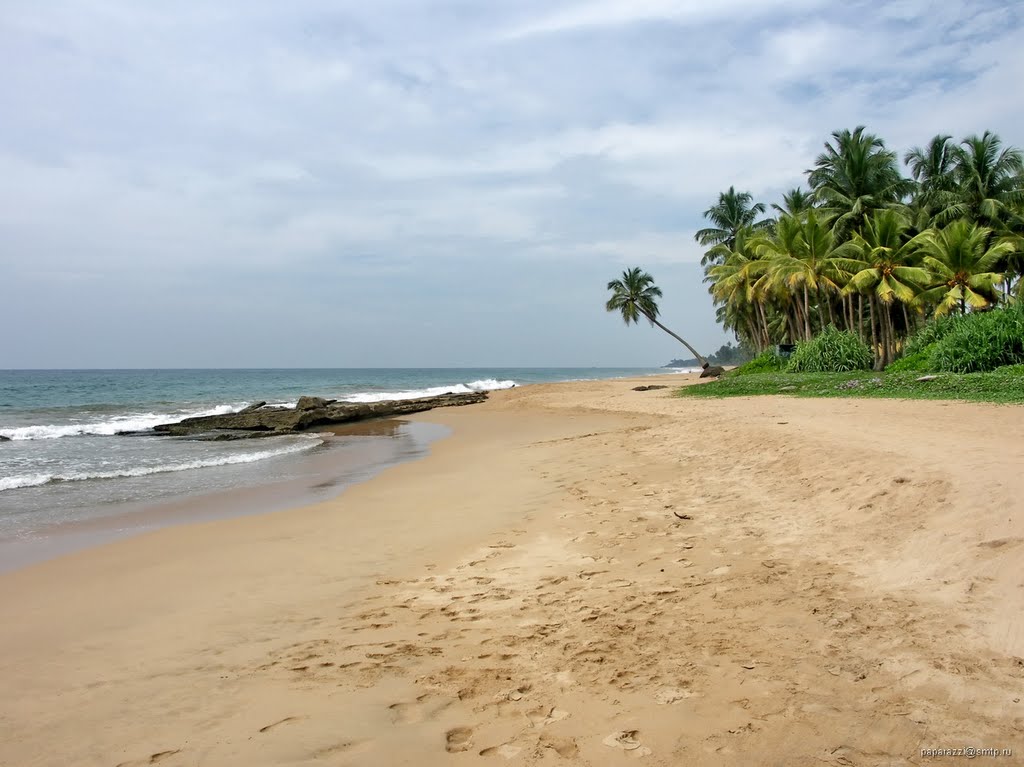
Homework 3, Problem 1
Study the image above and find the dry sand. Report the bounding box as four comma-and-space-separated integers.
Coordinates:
1, 375, 1022, 766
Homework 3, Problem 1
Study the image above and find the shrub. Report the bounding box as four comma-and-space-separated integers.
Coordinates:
730, 349, 787, 376
903, 313, 965, 357
787, 326, 872, 373
928, 304, 1024, 373
885, 348, 934, 373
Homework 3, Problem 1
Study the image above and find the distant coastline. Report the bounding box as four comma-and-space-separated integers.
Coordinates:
663, 341, 752, 368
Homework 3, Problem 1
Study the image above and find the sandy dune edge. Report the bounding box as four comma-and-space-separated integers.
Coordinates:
1, 375, 1022, 766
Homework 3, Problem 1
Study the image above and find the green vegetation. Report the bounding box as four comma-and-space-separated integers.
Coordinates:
927, 303, 1024, 372
677, 370, 1024, 404
700, 303, 1024, 403
731, 349, 787, 375
786, 326, 872, 373
694, 127, 1023, 372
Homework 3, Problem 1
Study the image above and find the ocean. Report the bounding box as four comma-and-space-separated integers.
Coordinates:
0, 368, 681, 568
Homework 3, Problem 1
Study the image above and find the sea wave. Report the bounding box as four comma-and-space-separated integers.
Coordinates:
0, 438, 321, 492
0, 404, 245, 441
339, 379, 517, 404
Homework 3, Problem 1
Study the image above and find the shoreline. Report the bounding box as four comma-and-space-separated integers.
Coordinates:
0, 370, 695, 573
0, 420, 450, 574
1, 373, 1021, 765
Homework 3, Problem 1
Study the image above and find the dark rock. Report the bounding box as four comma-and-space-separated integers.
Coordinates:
296, 396, 336, 410
0, 435, 10, 442
237, 401, 267, 414
699, 365, 726, 378
152, 392, 488, 437
632, 385, 669, 391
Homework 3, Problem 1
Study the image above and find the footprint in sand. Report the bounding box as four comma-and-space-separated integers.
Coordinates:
390, 694, 453, 724
603, 730, 652, 757
445, 727, 475, 753
654, 688, 694, 704
527, 706, 570, 727
539, 734, 579, 758
479, 743, 523, 759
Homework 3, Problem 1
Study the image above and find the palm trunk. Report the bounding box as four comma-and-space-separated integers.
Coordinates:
793, 300, 806, 341
756, 301, 771, 348
880, 303, 888, 366
858, 295, 865, 341
641, 311, 710, 368
802, 284, 812, 340
869, 296, 881, 370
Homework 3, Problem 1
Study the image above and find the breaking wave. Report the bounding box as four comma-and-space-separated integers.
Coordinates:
0, 438, 321, 492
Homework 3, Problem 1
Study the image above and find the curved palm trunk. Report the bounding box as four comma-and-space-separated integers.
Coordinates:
641, 311, 710, 368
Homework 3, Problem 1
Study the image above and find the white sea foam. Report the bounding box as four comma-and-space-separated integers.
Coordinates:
340, 379, 517, 404
0, 438, 321, 492
0, 404, 245, 441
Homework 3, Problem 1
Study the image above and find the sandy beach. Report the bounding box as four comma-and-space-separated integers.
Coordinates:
1, 375, 1022, 766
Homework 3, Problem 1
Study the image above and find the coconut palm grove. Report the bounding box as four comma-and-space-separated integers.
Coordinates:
608, 126, 1024, 393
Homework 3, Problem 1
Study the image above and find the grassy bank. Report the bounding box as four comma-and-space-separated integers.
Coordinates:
678, 367, 1024, 403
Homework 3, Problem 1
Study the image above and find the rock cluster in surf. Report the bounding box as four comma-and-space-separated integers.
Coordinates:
144, 392, 488, 438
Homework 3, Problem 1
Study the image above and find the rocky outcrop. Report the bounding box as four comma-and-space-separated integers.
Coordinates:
699, 365, 726, 378
0, 435, 10, 442
295, 396, 335, 410
148, 392, 488, 437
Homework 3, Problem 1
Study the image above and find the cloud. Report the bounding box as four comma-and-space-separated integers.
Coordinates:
0, 0, 1022, 366
498, 0, 824, 40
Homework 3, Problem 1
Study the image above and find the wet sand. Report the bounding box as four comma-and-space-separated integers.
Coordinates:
0, 420, 448, 573
0, 375, 1022, 766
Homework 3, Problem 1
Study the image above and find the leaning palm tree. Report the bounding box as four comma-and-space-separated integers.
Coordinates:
606, 267, 712, 370
695, 186, 773, 265
912, 220, 1013, 316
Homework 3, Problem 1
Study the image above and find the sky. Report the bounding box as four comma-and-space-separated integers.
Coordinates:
2, 0, 1023, 368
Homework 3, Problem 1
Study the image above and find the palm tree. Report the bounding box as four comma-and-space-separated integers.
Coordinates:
807, 126, 912, 240
771, 187, 815, 218
606, 267, 711, 368
755, 212, 846, 340
912, 220, 1013, 316
947, 131, 1024, 227
904, 134, 958, 223
705, 228, 772, 350
695, 187, 772, 265
834, 209, 930, 366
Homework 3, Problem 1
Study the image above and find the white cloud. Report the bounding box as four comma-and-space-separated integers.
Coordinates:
1, 0, 1023, 365
499, 0, 824, 40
